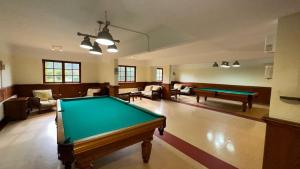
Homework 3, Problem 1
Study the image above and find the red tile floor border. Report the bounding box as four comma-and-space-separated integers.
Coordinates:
155, 130, 238, 169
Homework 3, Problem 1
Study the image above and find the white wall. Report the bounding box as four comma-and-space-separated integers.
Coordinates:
0, 40, 14, 120
11, 45, 100, 84
269, 12, 300, 123
173, 64, 272, 87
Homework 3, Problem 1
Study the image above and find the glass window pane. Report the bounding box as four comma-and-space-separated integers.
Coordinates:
45, 69, 53, 75
54, 62, 62, 69
73, 76, 80, 82
119, 66, 125, 71
54, 76, 62, 82
72, 64, 79, 69
65, 76, 72, 82
73, 70, 79, 75
45, 76, 54, 82
54, 69, 62, 75
65, 63, 72, 69
45, 62, 53, 68
120, 76, 125, 81
65, 70, 72, 76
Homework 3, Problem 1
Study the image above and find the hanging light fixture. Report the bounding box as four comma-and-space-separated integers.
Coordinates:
80, 36, 93, 49
96, 26, 114, 46
232, 60, 240, 67
107, 44, 118, 53
89, 42, 102, 55
77, 11, 150, 56
212, 62, 219, 67
220, 61, 230, 68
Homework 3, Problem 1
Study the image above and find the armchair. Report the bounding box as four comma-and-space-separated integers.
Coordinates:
141, 85, 162, 100
30, 89, 57, 113
86, 88, 102, 96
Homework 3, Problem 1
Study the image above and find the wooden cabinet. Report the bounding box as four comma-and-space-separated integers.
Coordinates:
263, 117, 300, 169
4, 97, 30, 121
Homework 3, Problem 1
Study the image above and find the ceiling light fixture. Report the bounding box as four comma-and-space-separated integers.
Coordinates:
96, 26, 114, 46
232, 60, 240, 67
89, 42, 102, 55
220, 61, 230, 68
77, 11, 150, 56
213, 62, 219, 67
80, 36, 93, 49
107, 44, 118, 53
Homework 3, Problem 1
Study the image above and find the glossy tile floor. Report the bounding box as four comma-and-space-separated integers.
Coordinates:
0, 98, 266, 169
175, 95, 269, 120
132, 98, 266, 169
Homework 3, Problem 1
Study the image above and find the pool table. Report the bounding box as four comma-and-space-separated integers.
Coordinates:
194, 88, 257, 112
56, 96, 166, 169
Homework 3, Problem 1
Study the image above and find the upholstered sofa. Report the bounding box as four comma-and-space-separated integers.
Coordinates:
173, 83, 193, 95
141, 85, 162, 100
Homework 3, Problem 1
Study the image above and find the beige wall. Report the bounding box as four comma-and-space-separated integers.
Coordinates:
118, 58, 151, 82
173, 64, 272, 87
269, 12, 300, 123
0, 41, 13, 87
0, 41, 14, 121
11, 46, 99, 84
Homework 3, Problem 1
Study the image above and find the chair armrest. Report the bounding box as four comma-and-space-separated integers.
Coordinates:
152, 90, 160, 95
29, 97, 41, 106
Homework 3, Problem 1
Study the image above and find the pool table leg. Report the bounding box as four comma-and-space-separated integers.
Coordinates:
158, 127, 164, 135
248, 96, 253, 109
76, 160, 93, 169
141, 137, 153, 163
242, 102, 247, 112
196, 95, 200, 103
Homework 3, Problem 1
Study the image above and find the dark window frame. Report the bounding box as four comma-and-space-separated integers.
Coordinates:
42, 59, 81, 83
118, 65, 136, 82
156, 68, 163, 82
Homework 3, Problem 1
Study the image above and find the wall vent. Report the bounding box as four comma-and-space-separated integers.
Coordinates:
264, 34, 276, 53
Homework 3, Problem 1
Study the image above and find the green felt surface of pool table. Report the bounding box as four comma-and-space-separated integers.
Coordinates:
59, 96, 161, 142
196, 88, 256, 95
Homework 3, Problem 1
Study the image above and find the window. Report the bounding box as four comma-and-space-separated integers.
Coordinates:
118, 65, 136, 82
156, 68, 163, 81
43, 60, 81, 83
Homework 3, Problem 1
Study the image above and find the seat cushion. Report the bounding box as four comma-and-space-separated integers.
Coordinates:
33, 89, 53, 101
152, 85, 161, 91
119, 88, 138, 94
173, 84, 183, 90
40, 100, 57, 107
86, 88, 101, 96
141, 91, 152, 96
181, 87, 191, 93
144, 85, 152, 92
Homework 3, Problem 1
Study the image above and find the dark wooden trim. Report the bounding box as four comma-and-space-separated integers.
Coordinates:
0, 85, 15, 102
280, 96, 300, 102
118, 65, 136, 83
14, 83, 109, 98
263, 116, 300, 169
42, 59, 81, 84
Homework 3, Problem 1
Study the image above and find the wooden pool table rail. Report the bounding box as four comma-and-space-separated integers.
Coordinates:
56, 109, 166, 169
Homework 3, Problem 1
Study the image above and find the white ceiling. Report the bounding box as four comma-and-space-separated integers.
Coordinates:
0, 0, 300, 64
